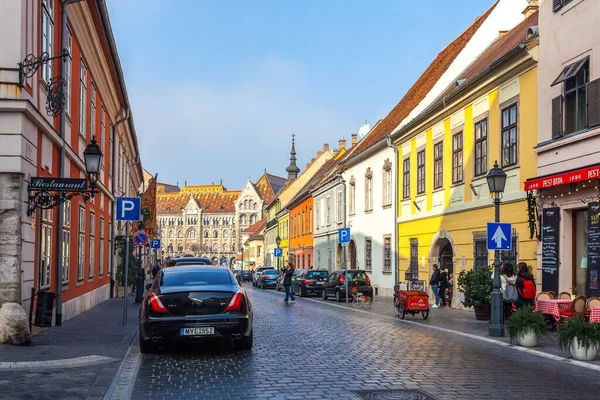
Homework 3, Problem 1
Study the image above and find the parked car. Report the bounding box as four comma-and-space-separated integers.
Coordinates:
256, 269, 280, 289
291, 269, 328, 297
239, 270, 252, 282
252, 266, 273, 287
139, 266, 253, 353
321, 270, 373, 302
167, 257, 213, 267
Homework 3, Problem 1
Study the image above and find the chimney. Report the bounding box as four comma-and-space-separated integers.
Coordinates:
351, 134, 357, 147
323, 143, 329, 152
523, 0, 539, 18
316, 150, 322, 158
338, 139, 346, 151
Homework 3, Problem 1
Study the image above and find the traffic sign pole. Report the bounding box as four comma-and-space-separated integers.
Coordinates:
123, 221, 129, 326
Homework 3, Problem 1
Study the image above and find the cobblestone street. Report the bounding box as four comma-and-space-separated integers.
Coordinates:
130, 286, 600, 400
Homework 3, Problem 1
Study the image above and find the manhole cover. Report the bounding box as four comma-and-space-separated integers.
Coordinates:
353, 389, 438, 400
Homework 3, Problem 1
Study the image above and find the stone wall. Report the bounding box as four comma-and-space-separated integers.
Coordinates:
0, 173, 23, 308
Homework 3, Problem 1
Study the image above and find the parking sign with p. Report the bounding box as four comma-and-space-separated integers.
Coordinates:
338, 228, 350, 245
116, 197, 141, 221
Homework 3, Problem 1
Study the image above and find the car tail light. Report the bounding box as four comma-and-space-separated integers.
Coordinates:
225, 289, 244, 311
149, 293, 168, 313
366, 275, 371, 285
304, 280, 313, 286
338, 275, 344, 285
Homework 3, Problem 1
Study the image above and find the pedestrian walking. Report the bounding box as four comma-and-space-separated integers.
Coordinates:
152, 263, 161, 279
283, 263, 296, 302
429, 264, 441, 308
500, 263, 518, 320
438, 266, 448, 308
515, 262, 536, 309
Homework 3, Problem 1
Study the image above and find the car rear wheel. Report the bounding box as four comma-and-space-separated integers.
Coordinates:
139, 332, 157, 354
335, 290, 343, 302
300, 287, 307, 297
322, 290, 328, 301
235, 330, 253, 351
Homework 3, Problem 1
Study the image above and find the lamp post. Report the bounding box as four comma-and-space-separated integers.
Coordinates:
276, 235, 281, 272
486, 160, 507, 337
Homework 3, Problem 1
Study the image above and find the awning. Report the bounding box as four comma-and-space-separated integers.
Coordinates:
551, 57, 589, 87
524, 163, 600, 191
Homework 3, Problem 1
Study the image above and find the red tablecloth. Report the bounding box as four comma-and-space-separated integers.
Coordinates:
535, 299, 572, 321
590, 307, 600, 324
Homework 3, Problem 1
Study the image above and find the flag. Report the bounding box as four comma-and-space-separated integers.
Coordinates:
133, 174, 158, 236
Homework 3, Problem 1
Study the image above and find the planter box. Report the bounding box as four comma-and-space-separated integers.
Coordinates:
473, 303, 491, 321
517, 329, 538, 347
570, 338, 598, 361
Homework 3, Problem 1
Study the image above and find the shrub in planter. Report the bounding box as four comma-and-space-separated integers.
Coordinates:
457, 266, 492, 319
507, 306, 546, 347
558, 316, 600, 361
115, 238, 139, 288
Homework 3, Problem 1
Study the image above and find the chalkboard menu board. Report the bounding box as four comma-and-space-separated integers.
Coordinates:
541, 207, 560, 293
588, 202, 600, 297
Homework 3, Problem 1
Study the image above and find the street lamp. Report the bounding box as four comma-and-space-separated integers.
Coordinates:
83, 136, 102, 188
276, 235, 281, 272
486, 160, 507, 337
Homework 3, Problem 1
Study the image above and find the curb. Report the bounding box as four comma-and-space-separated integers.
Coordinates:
103, 335, 142, 400
0, 355, 119, 370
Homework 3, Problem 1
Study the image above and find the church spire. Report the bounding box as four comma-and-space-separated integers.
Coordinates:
286, 133, 300, 180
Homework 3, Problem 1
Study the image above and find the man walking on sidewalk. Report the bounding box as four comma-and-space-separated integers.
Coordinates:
283, 263, 296, 302
429, 264, 441, 308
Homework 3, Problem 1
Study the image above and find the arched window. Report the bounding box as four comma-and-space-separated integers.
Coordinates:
204, 231, 209, 238
223, 230, 229, 238
231, 243, 236, 252
250, 214, 257, 225
254, 202, 258, 211
168, 230, 174, 239
233, 230, 236, 238
240, 215, 247, 225
244, 199, 249, 209
177, 230, 183, 238
187, 229, 196, 239
213, 230, 218, 238
212, 243, 218, 252
204, 243, 209, 252
177, 244, 183, 252
223, 243, 228, 252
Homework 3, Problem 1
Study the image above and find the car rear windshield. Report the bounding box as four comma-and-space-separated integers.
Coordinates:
308, 271, 327, 279
175, 261, 209, 266
347, 272, 369, 284
162, 270, 232, 286
242, 271, 251, 275
262, 270, 277, 275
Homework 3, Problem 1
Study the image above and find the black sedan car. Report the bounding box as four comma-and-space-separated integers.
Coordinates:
321, 270, 373, 302
167, 257, 213, 267
139, 266, 253, 353
291, 269, 328, 297
239, 270, 252, 282
256, 269, 280, 289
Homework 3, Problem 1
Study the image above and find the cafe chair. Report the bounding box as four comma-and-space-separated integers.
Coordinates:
558, 291, 572, 300
547, 291, 557, 299
535, 292, 552, 302
587, 297, 600, 312
560, 296, 587, 323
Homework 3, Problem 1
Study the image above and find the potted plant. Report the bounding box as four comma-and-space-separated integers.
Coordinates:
571, 286, 578, 297
558, 316, 600, 361
457, 266, 492, 320
507, 306, 547, 347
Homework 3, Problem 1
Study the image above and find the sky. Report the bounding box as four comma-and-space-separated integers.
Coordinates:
105, 0, 493, 189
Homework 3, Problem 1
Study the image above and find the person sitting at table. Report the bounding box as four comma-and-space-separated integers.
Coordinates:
515, 262, 536, 309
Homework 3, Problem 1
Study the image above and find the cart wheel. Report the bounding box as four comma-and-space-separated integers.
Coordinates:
422, 310, 429, 320
396, 301, 405, 319
393, 299, 399, 316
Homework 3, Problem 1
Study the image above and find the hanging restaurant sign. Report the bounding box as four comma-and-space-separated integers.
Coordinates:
27, 177, 95, 217
524, 164, 600, 191
30, 177, 88, 191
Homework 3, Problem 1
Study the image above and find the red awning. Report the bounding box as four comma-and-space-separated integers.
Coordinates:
524, 164, 600, 191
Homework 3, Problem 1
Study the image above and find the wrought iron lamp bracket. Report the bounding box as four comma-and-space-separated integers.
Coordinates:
18, 50, 69, 88
27, 186, 98, 217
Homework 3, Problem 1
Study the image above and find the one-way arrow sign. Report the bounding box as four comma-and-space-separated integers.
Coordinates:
487, 223, 512, 251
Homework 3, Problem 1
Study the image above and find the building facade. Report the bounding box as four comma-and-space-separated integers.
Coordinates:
0, 0, 143, 330
528, 0, 600, 297
394, 11, 540, 307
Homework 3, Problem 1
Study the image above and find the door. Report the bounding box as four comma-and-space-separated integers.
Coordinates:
349, 240, 357, 269
325, 272, 337, 295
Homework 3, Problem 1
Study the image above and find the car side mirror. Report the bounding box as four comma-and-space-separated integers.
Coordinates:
145, 283, 152, 290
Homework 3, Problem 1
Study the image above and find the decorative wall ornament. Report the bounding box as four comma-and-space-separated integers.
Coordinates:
365, 168, 373, 179
383, 159, 392, 171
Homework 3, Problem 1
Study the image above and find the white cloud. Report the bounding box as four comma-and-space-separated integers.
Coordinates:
130, 56, 354, 188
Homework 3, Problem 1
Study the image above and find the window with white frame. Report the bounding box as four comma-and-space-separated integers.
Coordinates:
90, 84, 96, 140
452, 131, 463, 184
336, 190, 343, 222
100, 107, 105, 171
109, 126, 113, 180
89, 212, 95, 279
77, 206, 85, 281
40, 208, 53, 288
99, 217, 104, 277
365, 237, 372, 272
402, 158, 410, 199
383, 161, 392, 206
108, 221, 112, 274
42, 0, 54, 83
62, 200, 71, 284
383, 235, 392, 273
187, 229, 197, 239
65, 29, 72, 114
417, 150, 426, 194
79, 60, 87, 135
365, 168, 373, 211
315, 200, 320, 229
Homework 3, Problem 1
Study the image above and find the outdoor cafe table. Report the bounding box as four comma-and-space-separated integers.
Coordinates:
590, 307, 600, 323
535, 299, 572, 321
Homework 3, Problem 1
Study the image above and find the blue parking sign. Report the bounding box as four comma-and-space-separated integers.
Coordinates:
116, 197, 141, 221
274, 248, 283, 257
338, 228, 351, 244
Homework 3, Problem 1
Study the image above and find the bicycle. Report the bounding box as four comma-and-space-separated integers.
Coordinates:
352, 292, 372, 309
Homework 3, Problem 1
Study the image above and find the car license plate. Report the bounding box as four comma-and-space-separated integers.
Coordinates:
180, 327, 214, 336
316, 281, 324, 285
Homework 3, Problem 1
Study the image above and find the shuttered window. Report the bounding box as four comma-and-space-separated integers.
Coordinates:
552, 95, 563, 139
587, 79, 600, 128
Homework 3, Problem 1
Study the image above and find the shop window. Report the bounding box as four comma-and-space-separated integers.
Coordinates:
383, 235, 392, 273
365, 238, 372, 272
406, 238, 419, 281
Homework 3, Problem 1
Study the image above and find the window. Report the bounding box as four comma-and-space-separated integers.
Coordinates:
223, 243, 228, 252
365, 238, 372, 272
177, 230, 183, 239
99, 217, 104, 277
337, 190, 343, 222
62, 200, 71, 284
308, 207, 312, 233
433, 142, 443, 189
326, 196, 331, 224
89, 212, 95, 279
41, 0, 54, 83
417, 150, 425, 194
187, 230, 196, 239
383, 161, 392, 206
315, 201, 320, 229
223, 230, 228, 238
213, 231, 218, 238
108, 221, 112, 274
108, 127, 113, 179
90, 85, 96, 140
501, 104, 518, 167
350, 178, 356, 215
500, 232, 519, 266
65, 29, 72, 114
307, 254, 311, 268
452, 131, 463, 184
328, 249, 332, 270
402, 158, 410, 199
406, 238, 419, 281
40, 209, 52, 288
79, 60, 87, 135
565, 59, 589, 135
301, 210, 305, 234
473, 232, 488, 269
77, 206, 85, 281
383, 236, 392, 273
100, 107, 105, 170
553, 0, 575, 12
474, 119, 488, 176
364, 169, 373, 212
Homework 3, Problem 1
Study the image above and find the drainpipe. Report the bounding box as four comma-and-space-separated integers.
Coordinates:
110, 108, 129, 298
55, 0, 83, 327
386, 135, 399, 286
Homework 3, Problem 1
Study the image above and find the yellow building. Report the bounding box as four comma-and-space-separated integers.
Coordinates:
392, 13, 540, 308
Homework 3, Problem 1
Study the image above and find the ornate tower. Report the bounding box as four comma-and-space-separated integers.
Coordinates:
286, 134, 300, 181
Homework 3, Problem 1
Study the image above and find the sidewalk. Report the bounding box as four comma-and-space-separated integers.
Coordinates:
333, 295, 600, 366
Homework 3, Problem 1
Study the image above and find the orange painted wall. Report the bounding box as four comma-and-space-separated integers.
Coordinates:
289, 195, 314, 268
